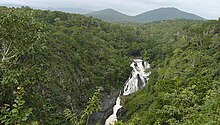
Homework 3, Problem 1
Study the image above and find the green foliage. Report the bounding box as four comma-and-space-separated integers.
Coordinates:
0, 6, 219, 125
1, 7, 133, 124
114, 121, 125, 125
64, 89, 101, 125
0, 7, 48, 124
120, 19, 220, 125
0, 86, 32, 125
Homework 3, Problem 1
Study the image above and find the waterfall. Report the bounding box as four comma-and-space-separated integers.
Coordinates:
105, 96, 122, 125
105, 58, 150, 125
123, 58, 151, 95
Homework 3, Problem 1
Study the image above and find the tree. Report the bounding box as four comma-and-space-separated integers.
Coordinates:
64, 89, 101, 125
0, 9, 47, 124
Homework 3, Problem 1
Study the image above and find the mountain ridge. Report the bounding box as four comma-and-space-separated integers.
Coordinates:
86, 7, 205, 23
86, 8, 132, 22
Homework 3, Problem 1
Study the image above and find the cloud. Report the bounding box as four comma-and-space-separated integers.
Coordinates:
0, 0, 27, 5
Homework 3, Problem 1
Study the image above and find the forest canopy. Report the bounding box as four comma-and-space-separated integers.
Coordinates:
0, 6, 219, 125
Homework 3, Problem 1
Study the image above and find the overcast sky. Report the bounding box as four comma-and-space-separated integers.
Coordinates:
0, 0, 219, 19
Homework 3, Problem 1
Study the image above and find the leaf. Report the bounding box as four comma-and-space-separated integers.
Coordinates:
21, 117, 28, 121
11, 109, 18, 113
12, 104, 17, 108
31, 121, 39, 125
14, 99, 19, 104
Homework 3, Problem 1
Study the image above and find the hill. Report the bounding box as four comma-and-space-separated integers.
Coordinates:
134, 7, 205, 22
41, 7, 92, 14
86, 7, 205, 23
0, 6, 138, 124
86, 8, 132, 22
118, 19, 220, 125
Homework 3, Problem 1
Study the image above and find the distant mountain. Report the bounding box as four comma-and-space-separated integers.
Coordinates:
86, 8, 132, 22
1, 4, 92, 14
86, 7, 205, 23
134, 7, 205, 23
1, 4, 23, 8
42, 7, 92, 14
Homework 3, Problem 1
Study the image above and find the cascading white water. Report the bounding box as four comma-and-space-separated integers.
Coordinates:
105, 58, 150, 125
105, 96, 122, 125
123, 58, 151, 95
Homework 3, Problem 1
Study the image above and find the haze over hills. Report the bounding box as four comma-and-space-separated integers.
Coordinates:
41, 7, 92, 14
1, 4, 93, 14
86, 7, 206, 23
1, 4, 206, 22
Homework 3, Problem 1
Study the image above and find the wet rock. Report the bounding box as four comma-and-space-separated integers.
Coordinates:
117, 107, 128, 122
89, 90, 120, 125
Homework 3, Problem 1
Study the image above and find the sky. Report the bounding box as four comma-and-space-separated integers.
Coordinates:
0, 0, 219, 19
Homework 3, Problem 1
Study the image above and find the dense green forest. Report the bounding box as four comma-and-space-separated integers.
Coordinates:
118, 19, 220, 125
0, 6, 219, 125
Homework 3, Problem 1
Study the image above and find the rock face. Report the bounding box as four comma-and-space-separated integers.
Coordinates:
89, 90, 120, 125
122, 58, 151, 95
105, 96, 122, 125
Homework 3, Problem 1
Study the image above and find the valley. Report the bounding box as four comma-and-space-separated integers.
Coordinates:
0, 5, 219, 125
